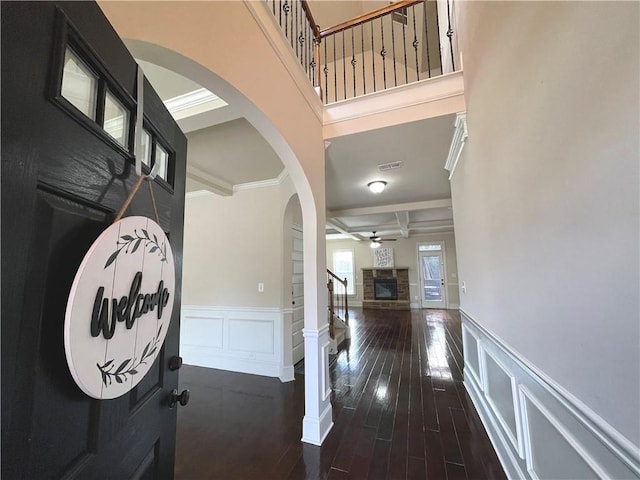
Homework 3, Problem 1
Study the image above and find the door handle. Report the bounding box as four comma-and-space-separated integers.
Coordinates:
169, 355, 183, 371
168, 389, 190, 408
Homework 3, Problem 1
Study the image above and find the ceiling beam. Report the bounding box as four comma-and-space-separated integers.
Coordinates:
326, 218, 362, 241
327, 198, 452, 218
187, 165, 233, 196
396, 211, 410, 238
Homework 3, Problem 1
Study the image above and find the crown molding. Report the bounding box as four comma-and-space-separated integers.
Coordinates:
164, 88, 228, 120
445, 112, 468, 180
187, 165, 233, 196
233, 169, 289, 192
185, 190, 214, 199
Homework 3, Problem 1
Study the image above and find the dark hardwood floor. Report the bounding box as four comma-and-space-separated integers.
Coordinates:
175, 309, 505, 479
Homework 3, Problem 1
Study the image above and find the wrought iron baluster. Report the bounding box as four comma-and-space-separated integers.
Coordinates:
302, 22, 307, 71
351, 27, 356, 98
412, 5, 420, 81
423, 2, 432, 78
290, 1, 294, 48
333, 35, 337, 102
300, 4, 305, 67
323, 39, 329, 104
279, 0, 282, 27
380, 17, 387, 90
361, 24, 366, 95
342, 30, 346, 100
294, 1, 298, 58
402, 15, 408, 84
446, 0, 455, 71
283, 1, 289, 37
307, 25, 312, 80
371, 20, 376, 92
272, 0, 275, 16
435, 0, 443, 75
391, 11, 397, 87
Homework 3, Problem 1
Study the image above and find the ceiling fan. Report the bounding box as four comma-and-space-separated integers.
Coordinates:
369, 231, 396, 248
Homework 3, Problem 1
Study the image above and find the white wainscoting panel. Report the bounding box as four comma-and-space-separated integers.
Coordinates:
462, 310, 640, 480
181, 306, 283, 379
461, 323, 482, 389
483, 350, 523, 457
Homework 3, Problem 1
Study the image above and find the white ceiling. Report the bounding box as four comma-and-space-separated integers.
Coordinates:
138, 1, 456, 239
325, 115, 454, 211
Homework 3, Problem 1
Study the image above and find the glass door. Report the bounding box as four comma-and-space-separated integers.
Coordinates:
419, 244, 447, 308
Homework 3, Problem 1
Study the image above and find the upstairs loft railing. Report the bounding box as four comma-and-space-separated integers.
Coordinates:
268, 0, 321, 88
267, 0, 458, 104
327, 269, 349, 340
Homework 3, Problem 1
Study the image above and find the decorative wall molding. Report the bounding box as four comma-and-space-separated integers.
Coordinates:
181, 305, 285, 379
233, 169, 289, 192
185, 190, 214, 199
462, 310, 640, 480
444, 112, 467, 180
164, 87, 228, 119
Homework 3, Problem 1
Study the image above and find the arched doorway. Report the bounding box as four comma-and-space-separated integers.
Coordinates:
99, 0, 332, 444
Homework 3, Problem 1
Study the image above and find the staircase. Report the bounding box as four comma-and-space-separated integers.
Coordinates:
327, 269, 351, 353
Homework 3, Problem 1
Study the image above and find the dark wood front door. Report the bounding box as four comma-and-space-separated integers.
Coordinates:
1, 2, 187, 478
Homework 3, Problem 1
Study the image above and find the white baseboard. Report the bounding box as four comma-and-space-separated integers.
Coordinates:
279, 365, 295, 382
461, 310, 640, 480
410, 302, 420, 309
302, 402, 334, 446
181, 305, 283, 379
447, 303, 460, 309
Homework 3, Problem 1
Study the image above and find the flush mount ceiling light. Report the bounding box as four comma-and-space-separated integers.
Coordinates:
367, 180, 387, 194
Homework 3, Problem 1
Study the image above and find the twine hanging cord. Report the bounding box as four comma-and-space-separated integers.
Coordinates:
113, 174, 160, 224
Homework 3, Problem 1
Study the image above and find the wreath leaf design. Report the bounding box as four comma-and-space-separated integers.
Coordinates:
97, 325, 163, 387
104, 228, 168, 269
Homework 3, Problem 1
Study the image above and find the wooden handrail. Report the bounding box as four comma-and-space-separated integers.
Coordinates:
327, 268, 347, 288
300, 0, 321, 40
319, 0, 423, 39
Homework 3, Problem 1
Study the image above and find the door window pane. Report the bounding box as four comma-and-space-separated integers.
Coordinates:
103, 91, 129, 147
140, 129, 152, 166
422, 254, 442, 300
155, 144, 169, 181
61, 48, 97, 119
419, 244, 442, 251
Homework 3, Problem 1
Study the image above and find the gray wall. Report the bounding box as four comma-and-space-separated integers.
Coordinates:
452, 0, 639, 445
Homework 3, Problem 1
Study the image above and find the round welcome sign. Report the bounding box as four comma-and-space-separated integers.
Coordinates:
64, 216, 175, 399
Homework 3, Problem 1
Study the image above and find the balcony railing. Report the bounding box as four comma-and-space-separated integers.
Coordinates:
267, 0, 458, 104
268, 0, 321, 87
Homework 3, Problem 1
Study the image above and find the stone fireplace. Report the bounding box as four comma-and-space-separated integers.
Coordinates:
374, 278, 398, 300
362, 268, 410, 310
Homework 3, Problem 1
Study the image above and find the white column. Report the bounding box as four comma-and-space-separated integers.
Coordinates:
301, 326, 333, 445
300, 180, 333, 445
